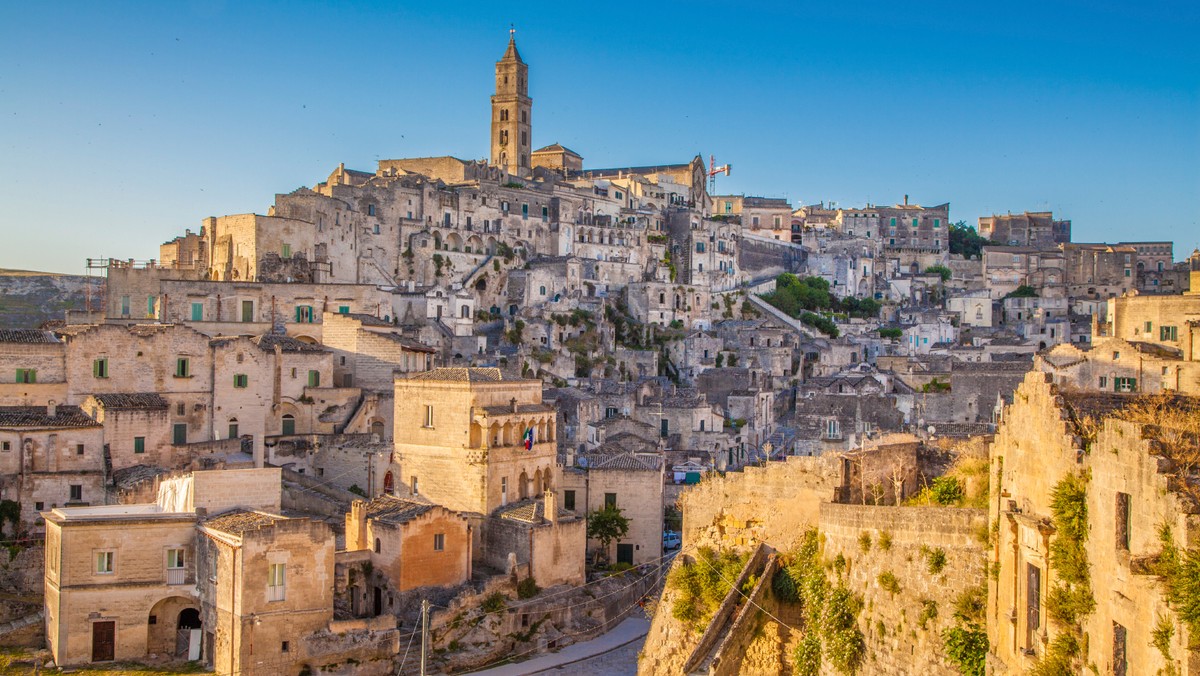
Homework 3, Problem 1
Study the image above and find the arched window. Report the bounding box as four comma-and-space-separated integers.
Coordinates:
383, 471, 394, 495
228, 418, 239, 439
281, 414, 295, 436
461, 305, 470, 318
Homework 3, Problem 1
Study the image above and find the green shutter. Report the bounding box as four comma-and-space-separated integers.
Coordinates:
134, 437, 145, 454
191, 303, 203, 321
308, 370, 320, 387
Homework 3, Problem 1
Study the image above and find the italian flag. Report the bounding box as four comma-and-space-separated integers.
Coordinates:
523, 427, 534, 450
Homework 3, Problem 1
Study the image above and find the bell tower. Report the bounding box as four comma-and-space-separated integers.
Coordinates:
490, 29, 531, 177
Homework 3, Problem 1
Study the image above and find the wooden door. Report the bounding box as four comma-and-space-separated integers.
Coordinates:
617, 544, 634, 566
92, 621, 115, 662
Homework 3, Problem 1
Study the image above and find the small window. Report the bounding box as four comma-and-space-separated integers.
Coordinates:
35, 501, 44, 511
233, 374, 248, 388
307, 370, 320, 387
424, 405, 434, 428
173, 424, 187, 445
191, 302, 203, 321
281, 243, 291, 258
564, 490, 576, 511
75, 443, 84, 456
411, 475, 419, 495
134, 436, 145, 454
93, 358, 109, 378
368, 204, 376, 217
1099, 376, 1108, 389
228, 419, 239, 439
268, 563, 286, 601
338, 306, 350, 315
1160, 325, 1178, 341
167, 548, 185, 569
0, 442, 9, 451
96, 551, 114, 574
175, 358, 190, 378
604, 493, 617, 509
434, 533, 445, 551
281, 414, 295, 435
374, 538, 381, 554
69, 485, 82, 501
281, 641, 290, 653
15, 369, 36, 384
1115, 492, 1131, 551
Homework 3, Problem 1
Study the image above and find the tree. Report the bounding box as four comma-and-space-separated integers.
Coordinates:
587, 505, 630, 563
948, 221, 999, 260
925, 265, 952, 282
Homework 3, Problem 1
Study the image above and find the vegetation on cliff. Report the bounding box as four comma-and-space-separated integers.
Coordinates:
774, 529, 866, 676
665, 547, 750, 633
1030, 472, 1095, 675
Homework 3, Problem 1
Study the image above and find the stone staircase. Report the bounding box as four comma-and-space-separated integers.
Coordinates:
0, 609, 43, 638
680, 543, 773, 675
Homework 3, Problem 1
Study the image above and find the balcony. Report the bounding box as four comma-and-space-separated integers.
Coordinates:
166, 567, 187, 585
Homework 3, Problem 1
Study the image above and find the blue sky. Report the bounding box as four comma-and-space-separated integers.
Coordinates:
2, 1, 1197, 274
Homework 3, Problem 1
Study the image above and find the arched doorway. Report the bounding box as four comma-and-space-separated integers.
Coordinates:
383, 471, 394, 495
147, 597, 201, 659
370, 420, 385, 439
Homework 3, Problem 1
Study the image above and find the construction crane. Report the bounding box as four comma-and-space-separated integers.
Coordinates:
707, 154, 731, 194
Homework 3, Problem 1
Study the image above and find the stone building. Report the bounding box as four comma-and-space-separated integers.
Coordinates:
561, 448, 665, 566
977, 210, 1071, 247
1062, 242, 1138, 299
980, 245, 1066, 299
988, 372, 1198, 674
344, 495, 470, 595
0, 403, 105, 527
321, 311, 435, 392
0, 329, 67, 407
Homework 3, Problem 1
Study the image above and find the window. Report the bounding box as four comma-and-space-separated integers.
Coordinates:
191, 302, 203, 321
411, 476, 419, 495
434, 533, 445, 551
933, 218, 940, 228
34, 502, 43, 511
1144, 321, 1153, 333
76, 443, 84, 456
1160, 325, 1178, 341
167, 548, 184, 569
134, 436, 145, 454
295, 305, 314, 323
1113, 622, 1128, 676
233, 374, 248, 388
177, 402, 185, 416
1115, 492, 1131, 551
564, 490, 576, 511
1114, 377, 1136, 393
374, 538, 381, 554
889, 217, 896, 226
15, 369, 36, 384
120, 295, 130, 316
281, 641, 290, 653
338, 305, 350, 315
241, 300, 254, 323
267, 563, 286, 601
423, 405, 434, 428
281, 414, 295, 435
368, 204, 376, 217
69, 485, 82, 501
604, 493, 617, 509
307, 370, 320, 387
521, 203, 529, 219
228, 419, 239, 439
147, 295, 157, 318
541, 206, 548, 221
1, 442, 9, 451
826, 419, 841, 439
1099, 376, 1107, 389
696, 242, 705, 253
96, 551, 115, 574
173, 423, 187, 445
175, 358, 190, 378
281, 243, 291, 258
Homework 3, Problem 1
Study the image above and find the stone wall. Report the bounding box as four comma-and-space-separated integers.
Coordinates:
818, 503, 987, 675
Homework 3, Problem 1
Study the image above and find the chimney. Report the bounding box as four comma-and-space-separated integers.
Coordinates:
904, 194, 909, 206
544, 491, 557, 525
47, 400, 57, 418
511, 397, 518, 413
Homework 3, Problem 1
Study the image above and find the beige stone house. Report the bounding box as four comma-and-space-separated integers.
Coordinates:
344, 495, 470, 595
988, 372, 1198, 674
0, 404, 105, 527
562, 450, 664, 566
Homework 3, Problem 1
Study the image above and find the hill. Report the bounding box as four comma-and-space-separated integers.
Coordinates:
0, 269, 104, 328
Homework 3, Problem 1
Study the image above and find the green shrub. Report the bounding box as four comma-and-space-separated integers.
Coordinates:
793, 634, 821, 676
942, 625, 988, 676
667, 548, 749, 632
878, 531, 893, 551
481, 592, 507, 613
930, 476, 965, 505
858, 531, 872, 553
918, 599, 938, 629
878, 571, 900, 595
1155, 524, 1200, 642
517, 577, 540, 599
1045, 473, 1094, 626
923, 546, 947, 575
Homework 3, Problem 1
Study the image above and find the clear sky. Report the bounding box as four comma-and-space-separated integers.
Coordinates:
2, 1, 1197, 274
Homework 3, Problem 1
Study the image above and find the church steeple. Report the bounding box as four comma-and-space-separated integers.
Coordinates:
490, 29, 531, 176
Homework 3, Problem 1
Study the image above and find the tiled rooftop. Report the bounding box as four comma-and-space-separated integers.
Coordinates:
203, 510, 287, 535
252, 334, 328, 354
409, 367, 504, 382
90, 393, 169, 410
0, 329, 60, 344
0, 406, 99, 429
364, 495, 435, 525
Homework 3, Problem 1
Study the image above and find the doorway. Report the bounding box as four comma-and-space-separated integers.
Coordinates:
617, 544, 634, 566
373, 586, 383, 617
92, 621, 115, 662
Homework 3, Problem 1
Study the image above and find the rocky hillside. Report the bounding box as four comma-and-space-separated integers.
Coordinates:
0, 269, 104, 328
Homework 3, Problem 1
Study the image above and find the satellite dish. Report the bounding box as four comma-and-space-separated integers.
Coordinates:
928, 426, 936, 435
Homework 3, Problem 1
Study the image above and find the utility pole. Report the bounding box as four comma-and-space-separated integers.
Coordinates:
420, 598, 430, 676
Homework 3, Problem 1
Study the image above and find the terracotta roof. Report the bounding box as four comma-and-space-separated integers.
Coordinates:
589, 452, 661, 472
0, 329, 60, 344
90, 393, 169, 410
409, 367, 504, 382
494, 497, 571, 524
532, 143, 582, 158
0, 406, 99, 429
203, 510, 286, 535
111, 464, 170, 491
363, 496, 435, 525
